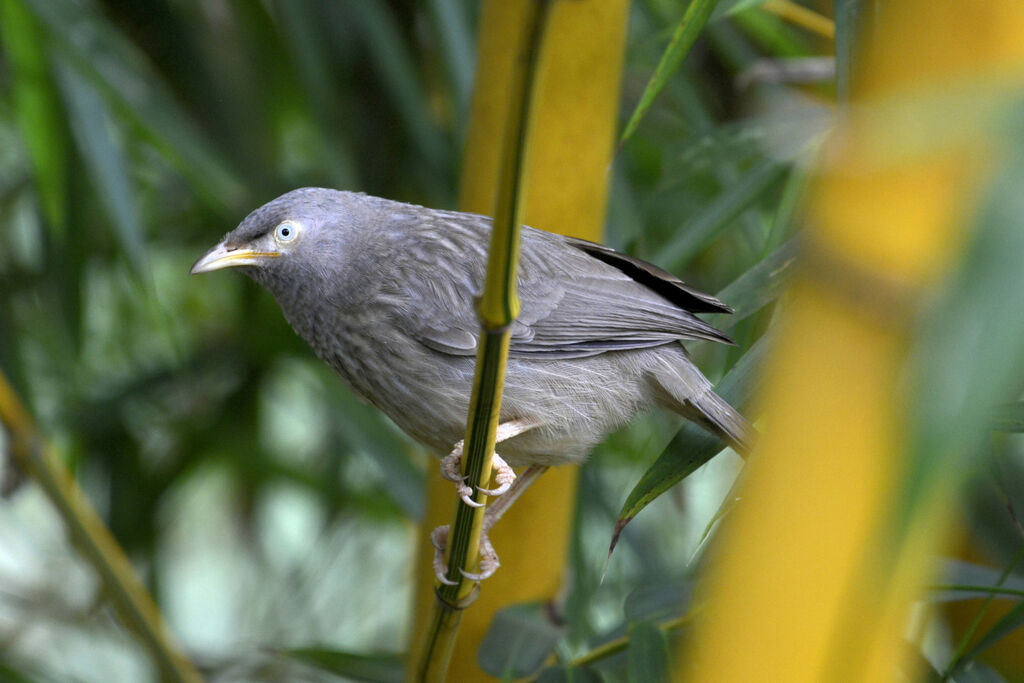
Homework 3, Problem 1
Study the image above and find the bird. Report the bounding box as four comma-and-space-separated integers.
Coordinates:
191, 187, 755, 584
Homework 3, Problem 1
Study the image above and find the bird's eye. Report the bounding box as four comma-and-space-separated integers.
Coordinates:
274, 221, 299, 242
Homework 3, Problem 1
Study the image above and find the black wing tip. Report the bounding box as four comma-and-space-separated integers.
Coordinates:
569, 239, 734, 315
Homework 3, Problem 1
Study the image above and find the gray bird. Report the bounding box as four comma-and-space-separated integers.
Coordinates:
191, 188, 754, 582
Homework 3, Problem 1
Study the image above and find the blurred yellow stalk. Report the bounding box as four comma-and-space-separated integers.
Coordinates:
683, 1, 1024, 680
0, 370, 202, 683
409, 0, 628, 679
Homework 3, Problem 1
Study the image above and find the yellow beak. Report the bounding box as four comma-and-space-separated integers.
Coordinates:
190, 242, 280, 274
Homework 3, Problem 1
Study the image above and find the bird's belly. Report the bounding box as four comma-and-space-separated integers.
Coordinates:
320, 335, 653, 467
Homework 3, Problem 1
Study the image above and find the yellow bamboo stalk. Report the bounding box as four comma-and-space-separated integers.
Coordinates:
408, 0, 629, 679
0, 370, 202, 683
682, 1, 1024, 680
762, 0, 835, 40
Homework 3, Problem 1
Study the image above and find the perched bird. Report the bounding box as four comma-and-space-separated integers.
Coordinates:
191, 188, 754, 582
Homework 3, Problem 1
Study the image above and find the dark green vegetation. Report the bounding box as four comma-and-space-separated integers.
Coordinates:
2, 1, 1024, 680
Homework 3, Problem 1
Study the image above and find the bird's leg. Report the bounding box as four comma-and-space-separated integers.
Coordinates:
439, 418, 536, 508
432, 464, 549, 585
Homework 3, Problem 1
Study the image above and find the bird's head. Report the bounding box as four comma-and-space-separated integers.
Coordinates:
190, 187, 374, 297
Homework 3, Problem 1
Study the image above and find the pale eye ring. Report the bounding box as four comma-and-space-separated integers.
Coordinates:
274, 221, 299, 242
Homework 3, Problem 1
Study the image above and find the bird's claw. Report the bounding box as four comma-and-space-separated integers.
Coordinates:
431, 524, 500, 585
459, 487, 485, 508
440, 442, 466, 483
431, 526, 459, 585
477, 453, 515, 496
441, 444, 517, 504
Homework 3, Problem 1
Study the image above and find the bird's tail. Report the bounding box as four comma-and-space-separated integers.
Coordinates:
651, 357, 756, 456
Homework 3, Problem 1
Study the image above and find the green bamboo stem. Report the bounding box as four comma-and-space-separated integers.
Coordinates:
563, 611, 696, 672
0, 370, 203, 683
411, 1, 554, 680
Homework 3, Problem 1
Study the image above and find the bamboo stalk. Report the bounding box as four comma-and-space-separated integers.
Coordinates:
0, 370, 202, 683
409, 1, 554, 680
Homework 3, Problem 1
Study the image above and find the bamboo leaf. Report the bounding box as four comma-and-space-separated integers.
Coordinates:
992, 401, 1024, 432
425, 0, 476, 133
623, 583, 690, 623
478, 602, 563, 679
707, 236, 797, 331
53, 60, 147, 275
278, 648, 404, 683
660, 157, 787, 269
0, 0, 67, 232
958, 601, 1024, 669
904, 112, 1024, 530
536, 665, 603, 683
710, 0, 769, 21
348, 0, 449, 169
628, 620, 671, 683
610, 333, 769, 555
834, 0, 860, 102
20, 0, 245, 214
620, 0, 721, 145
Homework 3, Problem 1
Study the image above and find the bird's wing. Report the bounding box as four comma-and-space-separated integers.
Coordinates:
390, 211, 732, 359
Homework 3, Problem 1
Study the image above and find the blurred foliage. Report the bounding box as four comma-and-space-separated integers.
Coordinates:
0, 0, 1022, 681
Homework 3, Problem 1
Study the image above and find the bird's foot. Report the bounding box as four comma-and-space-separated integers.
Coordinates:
440, 451, 515, 506
430, 524, 500, 585
478, 453, 514, 496
440, 441, 484, 508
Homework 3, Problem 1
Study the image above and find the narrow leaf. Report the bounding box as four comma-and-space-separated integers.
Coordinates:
620, 0, 721, 144
53, 60, 147, 274
958, 600, 1024, 669
478, 602, 563, 679
610, 333, 769, 554
834, 0, 860, 102
660, 157, 787, 268
708, 236, 798, 331
627, 620, 671, 683
0, 0, 67, 232
537, 665, 603, 683
425, 0, 475, 132
348, 0, 448, 167
279, 648, 404, 683
21, 0, 245, 214
992, 401, 1024, 432
710, 0, 770, 21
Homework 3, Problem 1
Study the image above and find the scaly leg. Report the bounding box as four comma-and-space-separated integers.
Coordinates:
433, 464, 549, 584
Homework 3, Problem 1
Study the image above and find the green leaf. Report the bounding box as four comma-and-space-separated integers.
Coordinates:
610, 333, 769, 554
710, 0, 769, 21
536, 665, 604, 683
20, 0, 245, 214
53, 60, 147, 275
620, 0, 722, 144
958, 600, 1024, 671
278, 647, 404, 683
623, 583, 691, 623
992, 401, 1024, 432
348, 0, 449, 169
660, 157, 788, 268
0, 0, 67, 232
708, 236, 798, 332
903, 108, 1024, 532
628, 620, 671, 683
425, 0, 475, 133
834, 0, 861, 102
478, 602, 564, 679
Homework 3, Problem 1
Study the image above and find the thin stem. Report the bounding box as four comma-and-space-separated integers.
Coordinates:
0, 370, 202, 683
410, 1, 555, 680
527, 610, 697, 679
